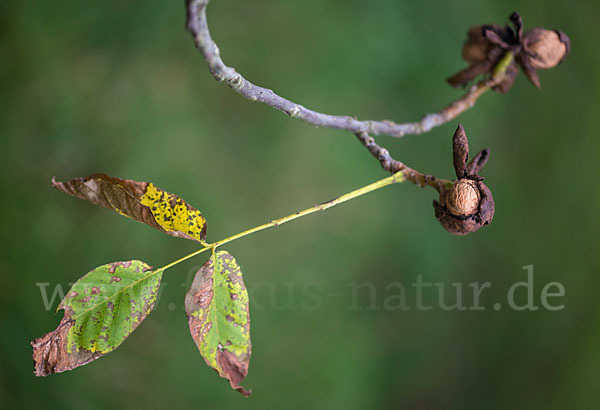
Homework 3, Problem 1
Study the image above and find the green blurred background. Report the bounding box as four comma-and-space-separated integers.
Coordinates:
1, 0, 599, 408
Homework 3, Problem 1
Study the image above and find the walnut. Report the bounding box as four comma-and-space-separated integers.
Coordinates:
523, 28, 570, 70
444, 179, 481, 216
433, 125, 495, 235
447, 12, 570, 92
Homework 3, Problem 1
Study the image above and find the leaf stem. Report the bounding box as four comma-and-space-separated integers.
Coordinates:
158, 170, 404, 272
214, 171, 404, 247
492, 51, 515, 81
157, 245, 212, 272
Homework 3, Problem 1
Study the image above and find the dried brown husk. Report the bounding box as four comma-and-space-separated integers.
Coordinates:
447, 13, 570, 92
433, 125, 495, 235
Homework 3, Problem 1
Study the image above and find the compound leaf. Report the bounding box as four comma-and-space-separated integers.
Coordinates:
185, 250, 251, 396
52, 173, 207, 242
32, 261, 163, 376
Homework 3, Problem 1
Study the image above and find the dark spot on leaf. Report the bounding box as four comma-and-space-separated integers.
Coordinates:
77, 296, 91, 303
91, 287, 100, 295
66, 291, 78, 298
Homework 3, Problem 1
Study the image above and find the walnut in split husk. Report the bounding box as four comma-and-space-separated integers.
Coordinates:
447, 12, 570, 92
433, 125, 495, 235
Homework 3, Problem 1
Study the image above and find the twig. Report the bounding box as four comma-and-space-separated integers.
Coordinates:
355, 132, 452, 192
186, 0, 496, 138
159, 170, 406, 272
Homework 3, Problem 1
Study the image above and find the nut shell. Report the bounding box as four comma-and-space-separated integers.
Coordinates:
524, 28, 569, 69
445, 179, 480, 216
434, 180, 495, 235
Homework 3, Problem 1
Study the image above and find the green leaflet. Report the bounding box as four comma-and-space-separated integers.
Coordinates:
31, 261, 163, 376
185, 250, 251, 397
52, 173, 207, 242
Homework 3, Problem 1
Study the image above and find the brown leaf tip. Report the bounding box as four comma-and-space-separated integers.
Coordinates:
31, 317, 103, 377
216, 349, 251, 397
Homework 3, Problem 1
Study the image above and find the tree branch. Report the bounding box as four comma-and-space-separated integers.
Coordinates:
355, 132, 452, 192
186, 0, 498, 196
186, 0, 496, 138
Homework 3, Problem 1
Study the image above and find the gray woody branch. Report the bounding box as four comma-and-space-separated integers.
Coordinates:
186, 0, 495, 138
186, 0, 490, 188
